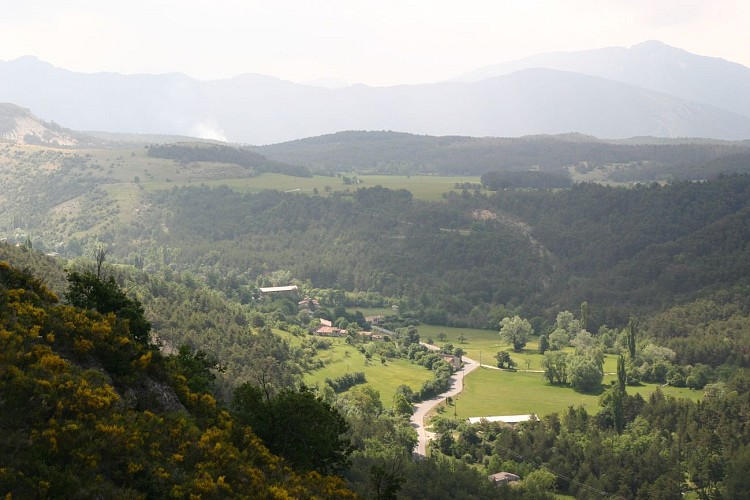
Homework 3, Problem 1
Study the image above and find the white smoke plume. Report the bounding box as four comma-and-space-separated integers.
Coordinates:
190, 119, 228, 142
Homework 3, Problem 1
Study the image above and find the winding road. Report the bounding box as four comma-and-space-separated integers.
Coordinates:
410, 346, 480, 458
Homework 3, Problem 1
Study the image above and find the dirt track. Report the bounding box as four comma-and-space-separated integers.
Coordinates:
410, 346, 480, 458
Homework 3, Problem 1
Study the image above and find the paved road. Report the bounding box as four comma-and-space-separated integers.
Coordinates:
410, 348, 480, 458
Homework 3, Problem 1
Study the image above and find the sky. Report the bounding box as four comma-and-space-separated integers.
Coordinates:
1, 0, 749, 87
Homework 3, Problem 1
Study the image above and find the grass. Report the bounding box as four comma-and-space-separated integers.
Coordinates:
351, 306, 398, 317
72, 146, 483, 203
454, 368, 604, 418
416, 322, 702, 419
416, 323, 620, 372
274, 333, 434, 407
133, 173, 481, 201
442, 365, 703, 420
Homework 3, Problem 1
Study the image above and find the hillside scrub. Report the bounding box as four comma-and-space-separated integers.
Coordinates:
0, 261, 354, 498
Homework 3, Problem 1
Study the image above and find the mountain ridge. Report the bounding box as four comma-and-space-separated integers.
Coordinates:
453, 40, 750, 119
2, 41, 750, 143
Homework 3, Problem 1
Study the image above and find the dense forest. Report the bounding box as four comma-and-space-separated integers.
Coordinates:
429, 385, 750, 498
147, 142, 312, 177
254, 131, 750, 179
95, 175, 750, 331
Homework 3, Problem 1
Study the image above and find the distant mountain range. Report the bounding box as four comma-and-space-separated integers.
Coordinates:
453, 40, 750, 120
2, 41, 750, 144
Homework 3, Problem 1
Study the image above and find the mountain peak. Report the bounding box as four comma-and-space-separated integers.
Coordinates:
631, 40, 672, 49
8, 55, 54, 69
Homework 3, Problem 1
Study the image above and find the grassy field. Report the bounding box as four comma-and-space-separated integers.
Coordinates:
415, 322, 702, 419
135, 173, 482, 201
274, 332, 434, 407
96, 170, 482, 236
351, 306, 398, 317
441, 366, 703, 420
282, 320, 701, 418
417, 323, 620, 373
79, 144, 483, 203
62, 157, 481, 250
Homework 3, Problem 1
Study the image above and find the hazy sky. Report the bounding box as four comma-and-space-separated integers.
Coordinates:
1, 0, 748, 86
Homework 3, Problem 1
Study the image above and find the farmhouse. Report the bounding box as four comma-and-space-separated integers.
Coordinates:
298, 296, 320, 310
488, 472, 520, 486
315, 326, 346, 337
440, 354, 462, 371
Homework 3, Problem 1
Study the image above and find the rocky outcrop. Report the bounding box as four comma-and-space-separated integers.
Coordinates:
0, 103, 80, 146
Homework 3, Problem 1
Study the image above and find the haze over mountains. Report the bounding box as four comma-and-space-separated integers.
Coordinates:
2, 41, 750, 144
454, 40, 750, 119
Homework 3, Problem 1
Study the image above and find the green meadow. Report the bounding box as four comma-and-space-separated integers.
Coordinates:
135, 173, 481, 201
274, 332, 433, 407
444, 367, 702, 419
276, 322, 702, 418
416, 322, 701, 418
97, 170, 483, 235
417, 323, 619, 372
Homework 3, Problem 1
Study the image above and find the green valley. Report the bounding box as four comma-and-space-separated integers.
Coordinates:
3, 122, 750, 498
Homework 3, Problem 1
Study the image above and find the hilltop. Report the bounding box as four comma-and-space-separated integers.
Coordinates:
0, 102, 89, 146
254, 130, 750, 178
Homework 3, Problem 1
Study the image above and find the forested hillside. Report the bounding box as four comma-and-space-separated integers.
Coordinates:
147, 142, 312, 177
490, 175, 750, 324
0, 249, 524, 499
255, 130, 750, 179
0, 260, 354, 498
111, 185, 549, 327
94, 175, 750, 331
4, 128, 749, 331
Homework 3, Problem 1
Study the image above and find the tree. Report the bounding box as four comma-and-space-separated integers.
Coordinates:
232, 384, 351, 473
172, 344, 221, 394
555, 310, 582, 336
523, 469, 557, 498
580, 301, 589, 332
686, 364, 712, 390
597, 357, 627, 433
569, 355, 604, 392
539, 334, 550, 354
571, 330, 596, 354
65, 271, 151, 345
627, 317, 637, 360
337, 385, 385, 419
457, 333, 467, 344
724, 445, 750, 499
617, 355, 627, 395
541, 351, 569, 385
494, 351, 517, 370
94, 245, 108, 278
548, 328, 569, 351
393, 394, 413, 417
499, 315, 531, 352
